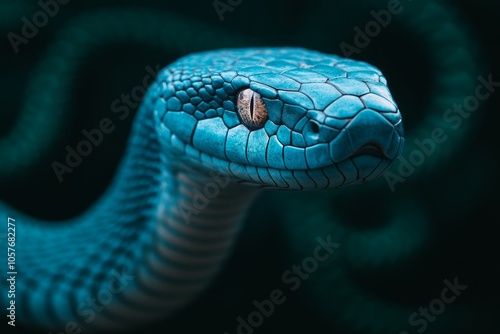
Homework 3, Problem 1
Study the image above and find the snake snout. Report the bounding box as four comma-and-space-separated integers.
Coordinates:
329, 108, 403, 163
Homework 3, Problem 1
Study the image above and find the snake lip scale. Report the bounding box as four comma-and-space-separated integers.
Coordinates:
352, 142, 387, 159
2, 47, 404, 330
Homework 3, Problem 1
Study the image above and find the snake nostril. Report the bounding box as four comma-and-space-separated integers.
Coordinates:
310, 121, 320, 134
304, 120, 321, 145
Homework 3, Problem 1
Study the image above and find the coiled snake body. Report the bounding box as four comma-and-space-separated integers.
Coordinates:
1, 48, 403, 331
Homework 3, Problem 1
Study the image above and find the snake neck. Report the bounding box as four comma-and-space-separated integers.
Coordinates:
158, 163, 260, 230
84, 110, 262, 329
88, 106, 262, 329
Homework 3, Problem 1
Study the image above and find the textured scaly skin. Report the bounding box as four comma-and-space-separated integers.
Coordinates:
1, 48, 403, 331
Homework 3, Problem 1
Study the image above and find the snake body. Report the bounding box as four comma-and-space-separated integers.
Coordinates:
1, 47, 403, 331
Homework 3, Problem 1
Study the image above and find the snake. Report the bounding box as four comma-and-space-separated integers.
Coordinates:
1, 47, 403, 331
3, 1, 495, 333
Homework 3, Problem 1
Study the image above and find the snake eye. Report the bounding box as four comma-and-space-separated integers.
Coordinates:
237, 88, 268, 130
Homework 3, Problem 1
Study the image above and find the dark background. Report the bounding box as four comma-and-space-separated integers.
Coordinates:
1, 0, 499, 333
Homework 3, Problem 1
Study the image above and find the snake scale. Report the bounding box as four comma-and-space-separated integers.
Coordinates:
1, 47, 403, 331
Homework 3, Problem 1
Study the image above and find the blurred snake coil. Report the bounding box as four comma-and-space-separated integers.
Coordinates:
0, 0, 497, 333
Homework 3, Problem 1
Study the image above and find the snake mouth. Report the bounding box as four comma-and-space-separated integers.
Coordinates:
352, 142, 388, 159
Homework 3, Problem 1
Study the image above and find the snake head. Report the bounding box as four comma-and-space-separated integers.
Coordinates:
154, 48, 404, 190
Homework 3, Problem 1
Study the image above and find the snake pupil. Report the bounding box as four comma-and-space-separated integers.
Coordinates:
249, 92, 255, 118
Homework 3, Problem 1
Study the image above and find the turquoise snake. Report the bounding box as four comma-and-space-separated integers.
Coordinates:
1, 46, 403, 331
1, 1, 498, 333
